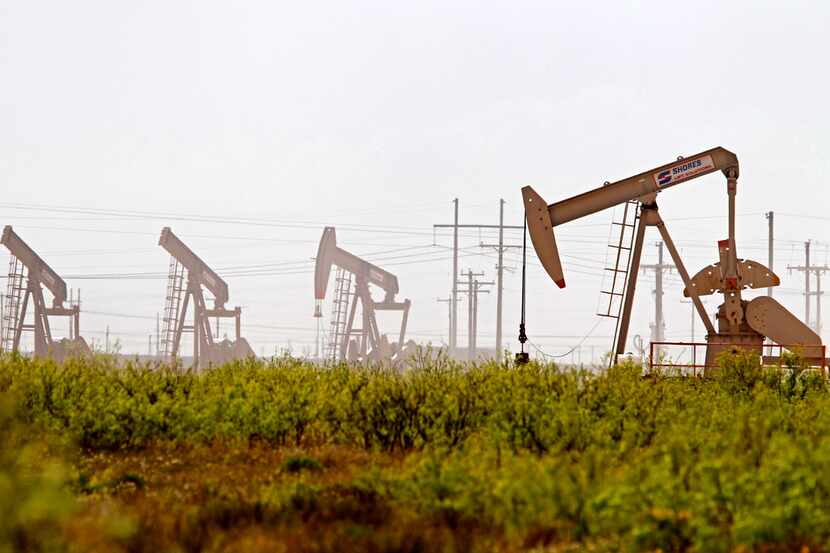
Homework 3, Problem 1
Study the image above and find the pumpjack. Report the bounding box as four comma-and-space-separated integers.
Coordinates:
522, 147, 824, 370
314, 227, 413, 363
0, 226, 90, 361
158, 227, 254, 368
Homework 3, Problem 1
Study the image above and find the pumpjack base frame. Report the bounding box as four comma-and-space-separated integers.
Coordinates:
649, 340, 827, 377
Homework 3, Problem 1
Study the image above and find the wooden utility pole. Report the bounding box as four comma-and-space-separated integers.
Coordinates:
496, 200, 504, 360
436, 296, 459, 348
457, 270, 492, 360
641, 242, 673, 345
435, 200, 521, 359
452, 199, 459, 354
766, 211, 774, 297
680, 298, 707, 342
788, 240, 830, 333
433, 200, 460, 354
480, 199, 522, 361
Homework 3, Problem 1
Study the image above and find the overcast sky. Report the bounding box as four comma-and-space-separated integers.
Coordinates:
2, 0, 830, 362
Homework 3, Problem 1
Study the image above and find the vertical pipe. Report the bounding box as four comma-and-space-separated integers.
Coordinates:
726, 173, 738, 279
451, 199, 459, 355
766, 212, 774, 297
496, 199, 504, 361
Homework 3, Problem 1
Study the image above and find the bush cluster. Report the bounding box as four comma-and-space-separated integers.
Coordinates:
2, 351, 830, 551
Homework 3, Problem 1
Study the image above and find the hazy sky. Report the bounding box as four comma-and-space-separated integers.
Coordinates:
2, 1, 830, 360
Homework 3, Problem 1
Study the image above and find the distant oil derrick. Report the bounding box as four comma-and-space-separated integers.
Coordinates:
314, 227, 413, 364
0, 226, 90, 361
158, 227, 253, 368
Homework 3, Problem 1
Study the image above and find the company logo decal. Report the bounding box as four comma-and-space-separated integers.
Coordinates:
653, 155, 715, 188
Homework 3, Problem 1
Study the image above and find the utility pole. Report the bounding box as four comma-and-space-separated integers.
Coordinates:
471, 277, 493, 356
148, 335, 152, 356
680, 298, 707, 342
479, 199, 523, 361
68, 289, 73, 340
766, 211, 774, 297
472, 276, 493, 359
789, 241, 820, 330
456, 270, 492, 360
788, 241, 830, 334
805, 240, 811, 327
818, 272, 824, 336
432, 199, 462, 356
453, 199, 458, 355
105, 325, 110, 354
641, 242, 673, 345
496, 199, 504, 361
436, 296, 460, 349
432, 198, 524, 358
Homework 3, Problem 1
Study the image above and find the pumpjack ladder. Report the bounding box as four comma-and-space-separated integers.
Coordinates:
597, 200, 640, 364
326, 267, 353, 362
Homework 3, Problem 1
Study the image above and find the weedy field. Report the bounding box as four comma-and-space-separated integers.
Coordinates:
2, 351, 830, 553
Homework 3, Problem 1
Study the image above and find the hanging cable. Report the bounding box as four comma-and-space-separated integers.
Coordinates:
515, 213, 530, 365
527, 318, 604, 359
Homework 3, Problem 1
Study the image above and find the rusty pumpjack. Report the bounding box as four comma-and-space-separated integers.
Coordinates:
158, 227, 254, 368
0, 226, 90, 361
314, 227, 413, 363
521, 147, 823, 369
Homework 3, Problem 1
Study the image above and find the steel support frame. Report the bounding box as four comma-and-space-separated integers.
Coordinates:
9, 277, 80, 358
614, 202, 715, 360
168, 278, 243, 369
337, 277, 411, 363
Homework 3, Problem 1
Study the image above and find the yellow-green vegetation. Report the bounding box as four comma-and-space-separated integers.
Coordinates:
1, 351, 829, 552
